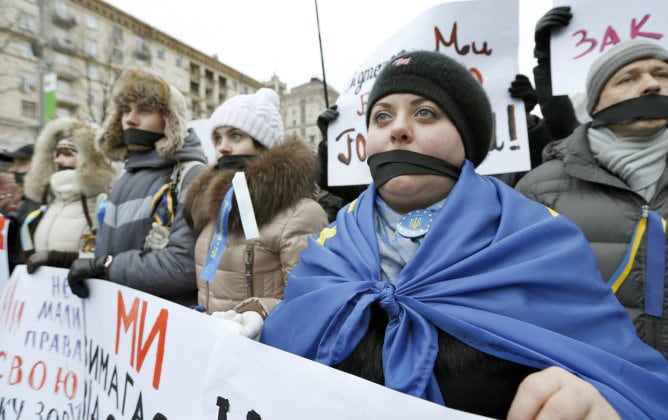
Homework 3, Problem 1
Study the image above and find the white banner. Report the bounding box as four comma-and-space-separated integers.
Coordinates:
0, 266, 486, 419
551, 0, 668, 95
327, 0, 527, 185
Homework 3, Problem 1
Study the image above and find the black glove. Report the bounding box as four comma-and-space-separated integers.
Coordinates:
26, 250, 79, 274
26, 251, 49, 274
534, 6, 572, 60
67, 256, 107, 298
509, 74, 538, 113
316, 105, 338, 138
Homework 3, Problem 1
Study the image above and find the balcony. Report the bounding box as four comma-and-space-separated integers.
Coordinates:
54, 63, 79, 81
56, 91, 80, 107
133, 45, 151, 60
52, 37, 77, 55
51, 11, 76, 28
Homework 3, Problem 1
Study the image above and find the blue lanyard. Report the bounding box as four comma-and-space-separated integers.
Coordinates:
645, 210, 665, 317
200, 188, 234, 282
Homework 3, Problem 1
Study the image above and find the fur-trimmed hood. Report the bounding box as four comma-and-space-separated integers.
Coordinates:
97, 68, 189, 162
24, 117, 116, 203
184, 137, 319, 235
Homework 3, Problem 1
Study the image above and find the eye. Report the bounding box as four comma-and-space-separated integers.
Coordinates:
415, 107, 437, 119
372, 110, 392, 124
655, 71, 668, 79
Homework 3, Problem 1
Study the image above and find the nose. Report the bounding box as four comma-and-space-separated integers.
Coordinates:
641, 74, 662, 95
124, 109, 138, 127
216, 139, 231, 156
390, 115, 413, 144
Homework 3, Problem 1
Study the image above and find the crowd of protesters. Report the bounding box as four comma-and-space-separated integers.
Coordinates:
1, 5, 668, 418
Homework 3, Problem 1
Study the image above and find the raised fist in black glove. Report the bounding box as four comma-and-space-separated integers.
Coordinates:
317, 105, 338, 138
509, 74, 539, 113
534, 6, 572, 60
67, 256, 108, 298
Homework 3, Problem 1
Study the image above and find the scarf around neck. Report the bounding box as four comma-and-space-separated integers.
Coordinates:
261, 161, 668, 418
589, 127, 668, 200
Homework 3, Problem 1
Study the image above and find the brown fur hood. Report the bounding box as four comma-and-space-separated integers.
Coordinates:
184, 138, 319, 235
97, 68, 189, 162
24, 117, 117, 203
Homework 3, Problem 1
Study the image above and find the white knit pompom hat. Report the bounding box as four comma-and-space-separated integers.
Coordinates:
209, 87, 284, 149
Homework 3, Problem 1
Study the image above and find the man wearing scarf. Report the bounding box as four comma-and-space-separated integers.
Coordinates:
261, 50, 668, 419
517, 39, 668, 361
67, 68, 207, 306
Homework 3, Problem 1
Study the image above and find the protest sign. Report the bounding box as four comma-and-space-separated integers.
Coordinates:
327, 0, 526, 185
551, 0, 668, 95
0, 266, 487, 419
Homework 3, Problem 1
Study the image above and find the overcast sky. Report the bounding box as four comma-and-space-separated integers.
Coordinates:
103, 0, 553, 92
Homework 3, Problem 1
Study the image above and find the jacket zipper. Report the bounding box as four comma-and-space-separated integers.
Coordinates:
244, 245, 254, 298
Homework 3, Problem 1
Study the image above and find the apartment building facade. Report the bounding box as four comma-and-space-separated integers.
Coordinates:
0, 0, 264, 148
281, 77, 339, 151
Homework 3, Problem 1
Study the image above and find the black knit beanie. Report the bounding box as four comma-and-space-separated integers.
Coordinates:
366, 50, 493, 167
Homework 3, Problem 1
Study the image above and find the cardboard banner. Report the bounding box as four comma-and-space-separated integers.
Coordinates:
0, 266, 486, 419
551, 0, 668, 95
327, 0, 526, 185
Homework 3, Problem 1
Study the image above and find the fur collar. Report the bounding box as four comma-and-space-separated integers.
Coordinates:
184, 138, 318, 235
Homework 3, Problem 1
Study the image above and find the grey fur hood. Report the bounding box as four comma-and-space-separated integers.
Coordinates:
97, 68, 189, 162
24, 117, 116, 203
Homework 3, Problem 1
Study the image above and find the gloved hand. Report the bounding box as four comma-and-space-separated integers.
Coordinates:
211, 310, 264, 341
27, 250, 79, 274
534, 6, 572, 60
509, 74, 538, 113
26, 251, 50, 274
67, 256, 107, 298
145, 222, 170, 252
316, 105, 338, 138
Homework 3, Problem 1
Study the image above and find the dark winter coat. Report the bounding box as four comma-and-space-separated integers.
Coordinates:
516, 123, 668, 359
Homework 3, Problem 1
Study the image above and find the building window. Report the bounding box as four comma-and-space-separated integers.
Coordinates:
18, 12, 36, 32
112, 26, 123, 44
55, 52, 70, 66
21, 73, 37, 93
135, 58, 149, 68
84, 39, 97, 57
84, 14, 98, 29
87, 91, 98, 106
57, 80, 72, 95
175, 55, 182, 67
19, 40, 33, 58
111, 48, 123, 65
86, 63, 99, 81
21, 101, 37, 118
54, 0, 68, 15
157, 47, 165, 59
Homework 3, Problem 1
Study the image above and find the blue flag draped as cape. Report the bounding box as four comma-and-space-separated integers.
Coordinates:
261, 161, 668, 418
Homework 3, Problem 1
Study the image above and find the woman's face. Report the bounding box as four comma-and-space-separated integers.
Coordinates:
53, 149, 77, 168
366, 93, 464, 213
212, 126, 264, 159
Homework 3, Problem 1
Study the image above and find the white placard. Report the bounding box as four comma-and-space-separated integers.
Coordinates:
551, 0, 668, 95
327, 0, 527, 186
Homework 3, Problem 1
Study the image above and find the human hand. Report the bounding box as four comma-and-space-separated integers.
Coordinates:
146, 222, 170, 252
317, 105, 339, 138
211, 310, 264, 341
67, 257, 107, 298
534, 7, 572, 60
507, 366, 620, 420
26, 251, 49, 274
509, 74, 538, 113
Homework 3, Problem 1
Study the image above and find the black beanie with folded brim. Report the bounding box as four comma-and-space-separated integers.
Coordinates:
366, 50, 493, 167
